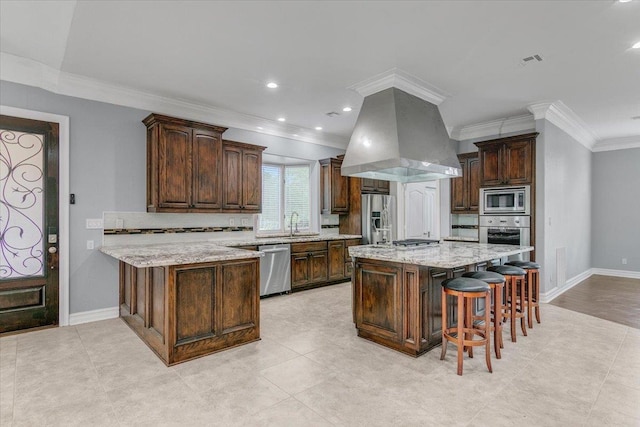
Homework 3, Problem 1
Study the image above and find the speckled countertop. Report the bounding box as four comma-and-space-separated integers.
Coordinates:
101, 234, 361, 268
348, 241, 533, 269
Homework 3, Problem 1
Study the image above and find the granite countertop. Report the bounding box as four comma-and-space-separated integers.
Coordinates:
101, 234, 362, 268
348, 241, 533, 269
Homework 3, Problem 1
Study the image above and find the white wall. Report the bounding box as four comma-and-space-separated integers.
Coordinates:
536, 120, 592, 294
591, 147, 640, 271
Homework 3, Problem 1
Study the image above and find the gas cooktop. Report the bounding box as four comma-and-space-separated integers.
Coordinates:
392, 239, 440, 248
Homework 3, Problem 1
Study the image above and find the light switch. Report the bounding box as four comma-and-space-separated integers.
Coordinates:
87, 240, 94, 250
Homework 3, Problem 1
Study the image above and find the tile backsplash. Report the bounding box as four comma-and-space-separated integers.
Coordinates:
450, 213, 479, 239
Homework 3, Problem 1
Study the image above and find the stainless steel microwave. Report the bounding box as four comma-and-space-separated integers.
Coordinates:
479, 185, 530, 215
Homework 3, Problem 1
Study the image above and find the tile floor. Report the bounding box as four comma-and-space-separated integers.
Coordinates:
1, 282, 639, 426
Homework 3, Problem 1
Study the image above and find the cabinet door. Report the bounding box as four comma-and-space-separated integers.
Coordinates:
219, 260, 258, 335
503, 140, 533, 184
158, 124, 192, 208
192, 129, 222, 209
327, 241, 345, 280
309, 251, 328, 284
479, 143, 503, 186
222, 144, 243, 210
467, 156, 480, 212
242, 148, 262, 211
450, 159, 467, 212
291, 254, 310, 288
361, 178, 377, 193
375, 180, 390, 194
331, 160, 349, 213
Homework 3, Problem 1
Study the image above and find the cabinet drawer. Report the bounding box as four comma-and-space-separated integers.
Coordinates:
291, 241, 327, 253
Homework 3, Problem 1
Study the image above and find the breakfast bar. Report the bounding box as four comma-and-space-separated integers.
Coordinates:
348, 241, 533, 356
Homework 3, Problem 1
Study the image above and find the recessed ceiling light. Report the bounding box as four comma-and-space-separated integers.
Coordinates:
633, 41, 640, 49
618, 0, 632, 3
343, 107, 352, 112
293, 134, 299, 137
277, 117, 286, 122
266, 82, 278, 89
315, 126, 323, 131
256, 126, 263, 130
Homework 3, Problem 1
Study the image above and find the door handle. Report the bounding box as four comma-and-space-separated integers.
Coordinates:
48, 247, 57, 254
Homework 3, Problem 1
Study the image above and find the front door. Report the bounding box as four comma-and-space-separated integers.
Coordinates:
0, 115, 59, 334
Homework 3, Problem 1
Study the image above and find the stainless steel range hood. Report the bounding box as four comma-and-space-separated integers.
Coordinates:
341, 87, 461, 182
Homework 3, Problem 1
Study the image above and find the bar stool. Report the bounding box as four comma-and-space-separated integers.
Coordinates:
440, 277, 492, 376
462, 271, 506, 359
506, 260, 541, 328
487, 265, 527, 342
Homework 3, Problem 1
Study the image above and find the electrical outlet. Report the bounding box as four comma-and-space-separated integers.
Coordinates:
115, 218, 124, 229
241, 218, 249, 226
622, 258, 628, 265
229, 218, 235, 226
87, 240, 94, 250
86, 219, 103, 229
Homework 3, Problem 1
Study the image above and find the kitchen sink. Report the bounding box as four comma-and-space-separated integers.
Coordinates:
256, 232, 320, 239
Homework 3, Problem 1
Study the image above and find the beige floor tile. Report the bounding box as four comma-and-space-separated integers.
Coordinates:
248, 397, 334, 426
592, 379, 640, 419
260, 355, 334, 395
199, 375, 290, 416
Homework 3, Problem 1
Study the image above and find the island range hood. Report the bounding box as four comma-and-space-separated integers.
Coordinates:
341, 87, 461, 182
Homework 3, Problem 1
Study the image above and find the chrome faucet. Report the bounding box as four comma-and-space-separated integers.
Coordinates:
290, 211, 299, 237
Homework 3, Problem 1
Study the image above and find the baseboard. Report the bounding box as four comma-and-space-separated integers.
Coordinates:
69, 306, 119, 326
591, 268, 640, 280
541, 268, 594, 303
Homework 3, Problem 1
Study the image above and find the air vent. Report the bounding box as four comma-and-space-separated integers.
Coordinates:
520, 54, 543, 67
325, 111, 340, 118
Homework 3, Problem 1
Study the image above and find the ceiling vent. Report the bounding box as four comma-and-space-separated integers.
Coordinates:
520, 54, 543, 66
325, 111, 340, 118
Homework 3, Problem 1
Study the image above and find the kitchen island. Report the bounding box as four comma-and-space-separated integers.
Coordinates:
348, 241, 533, 356
101, 242, 262, 366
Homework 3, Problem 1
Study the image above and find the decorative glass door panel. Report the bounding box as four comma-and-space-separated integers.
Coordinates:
1, 129, 45, 278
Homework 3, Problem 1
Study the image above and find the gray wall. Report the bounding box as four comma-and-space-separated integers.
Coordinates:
591, 147, 640, 271
0, 80, 345, 314
536, 120, 592, 293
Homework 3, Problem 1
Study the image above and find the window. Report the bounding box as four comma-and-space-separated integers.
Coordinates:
259, 164, 310, 233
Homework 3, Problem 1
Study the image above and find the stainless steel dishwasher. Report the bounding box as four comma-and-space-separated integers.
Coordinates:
259, 244, 291, 297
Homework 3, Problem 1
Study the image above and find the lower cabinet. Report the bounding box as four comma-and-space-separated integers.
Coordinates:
328, 240, 345, 281
290, 239, 356, 291
352, 258, 472, 356
119, 257, 260, 366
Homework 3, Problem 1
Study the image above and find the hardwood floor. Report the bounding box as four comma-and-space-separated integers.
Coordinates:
550, 274, 640, 329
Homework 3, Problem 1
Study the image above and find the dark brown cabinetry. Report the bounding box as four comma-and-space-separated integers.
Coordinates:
361, 178, 390, 195
222, 140, 264, 212
144, 114, 265, 213
320, 157, 349, 214
450, 152, 480, 213
475, 133, 537, 187
328, 240, 345, 281
119, 257, 260, 366
290, 241, 328, 289
352, 258, 472, 357
144, 114, 227, 212
343, 238, 361, 278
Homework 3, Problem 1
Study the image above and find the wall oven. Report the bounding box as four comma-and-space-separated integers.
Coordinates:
480, 185, 530, 216
479, 215, 530, 261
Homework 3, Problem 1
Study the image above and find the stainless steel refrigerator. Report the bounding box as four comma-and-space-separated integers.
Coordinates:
361, 194, 396, 245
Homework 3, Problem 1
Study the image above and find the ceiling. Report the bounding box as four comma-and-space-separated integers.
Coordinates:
1, 1, 639, 150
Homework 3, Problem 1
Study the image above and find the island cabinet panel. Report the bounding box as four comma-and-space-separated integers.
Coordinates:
352, 258, 475, 357
357, 262, 402, 340
119, 258, 260, 366
220, 261, 258, 334
175, 267, 215, 344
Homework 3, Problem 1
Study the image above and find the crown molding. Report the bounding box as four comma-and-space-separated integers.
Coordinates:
592, 136, 640, 152
527, 101, 598, 151
0, 52, 347, 149
450, 114, 535, 141
348, 68, 450, 105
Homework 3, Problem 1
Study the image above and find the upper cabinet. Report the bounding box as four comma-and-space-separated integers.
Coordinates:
222, 140, 264, 212
320, 157, 349, 214
361, 178, 390, 195
450, 152, 480, 213
144, 114, 265, 213
475, 132, 537, 187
